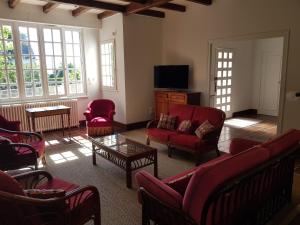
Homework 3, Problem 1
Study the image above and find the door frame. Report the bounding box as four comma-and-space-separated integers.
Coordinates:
207, 30, 290, 134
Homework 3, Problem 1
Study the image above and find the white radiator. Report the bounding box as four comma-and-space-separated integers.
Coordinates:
0, 99, 79, 132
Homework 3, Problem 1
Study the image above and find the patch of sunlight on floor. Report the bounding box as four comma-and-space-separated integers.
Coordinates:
47, 140, 60, 145
78, 147, 92, 156
224, 118, 261, 128
49, 151, 79, 164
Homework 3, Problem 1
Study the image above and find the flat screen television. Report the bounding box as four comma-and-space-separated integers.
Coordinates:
154, 65, 189, 89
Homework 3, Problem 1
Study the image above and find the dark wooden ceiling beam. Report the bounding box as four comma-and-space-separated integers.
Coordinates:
43, 2, 58, 13
97, 11, 117, 20
72, 6, 89, 17
136, 9, 165, 18
126, 0, 171, 15
46, 0, 126, 12
186, 0, 212, 5
8, 0, 20, 8
158, 3, 186, 12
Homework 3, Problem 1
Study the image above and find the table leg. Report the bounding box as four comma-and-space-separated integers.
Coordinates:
67, 111, 71, 137
61, 114, 65, 136
154, 153, 158, 178
27, 115, 31, 132
92, 144, 97, 165
32, 117, 36, 133
126, 161, 132, 188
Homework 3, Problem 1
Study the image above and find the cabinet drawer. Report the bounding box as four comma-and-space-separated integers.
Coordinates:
156, 93, 168, 99
169, 94, 187, 103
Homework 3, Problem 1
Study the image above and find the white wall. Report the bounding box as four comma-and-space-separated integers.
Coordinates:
100, 14, 127, 124
211, 40, 254, 117
251, 37, 284, 114
123, 15, 162, 123
0, 1, 102, 121
161, 0, 300, 131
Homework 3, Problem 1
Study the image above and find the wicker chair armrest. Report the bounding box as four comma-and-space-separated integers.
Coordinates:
140, 187, 197, 225
64, 185, 100, 209
147, 120, 158, 129
13, 170, 53, 189
0, 128, 43, 141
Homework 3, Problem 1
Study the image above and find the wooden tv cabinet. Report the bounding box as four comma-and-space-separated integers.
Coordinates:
154, 90, 201, 120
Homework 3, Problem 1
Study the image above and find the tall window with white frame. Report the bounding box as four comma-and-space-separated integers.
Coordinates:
43, 28, 65, 96
64, 30, 83, 95
0, 23, 19, 99
100, 40, 116, 89
19, 26, 43, 97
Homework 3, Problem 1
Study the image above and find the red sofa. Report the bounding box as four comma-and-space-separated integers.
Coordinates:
136, 129, 300, 225
147, 104, 226, 163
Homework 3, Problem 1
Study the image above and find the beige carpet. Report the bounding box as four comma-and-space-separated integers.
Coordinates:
43, 128, 207, 225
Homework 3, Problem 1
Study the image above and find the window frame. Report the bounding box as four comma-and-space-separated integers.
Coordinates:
0, 20, 87, 104
100, 39, 117, 90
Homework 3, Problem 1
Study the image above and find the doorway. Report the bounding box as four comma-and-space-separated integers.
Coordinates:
209, 32, 288, 134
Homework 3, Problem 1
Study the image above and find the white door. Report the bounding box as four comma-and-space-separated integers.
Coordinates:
258, 52, 282, 116
210, 47, 234, 117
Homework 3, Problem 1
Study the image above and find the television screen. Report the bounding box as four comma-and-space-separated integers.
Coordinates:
154, 65, 189, 89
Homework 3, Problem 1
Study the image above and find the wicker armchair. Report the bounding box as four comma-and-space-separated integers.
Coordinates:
0, 170, 101, 225
0, 128, 46, 170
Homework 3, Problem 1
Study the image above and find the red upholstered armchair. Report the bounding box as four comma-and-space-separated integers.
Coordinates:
0, 170, 101, 225
0, 128, 46, 170
0, 115, 20, 131
84, 99, 115, 136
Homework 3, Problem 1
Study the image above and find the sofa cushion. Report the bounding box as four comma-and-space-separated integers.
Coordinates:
87, 117, 112, 127
195, 120, 215, 138
183, 146, 270, 224
163, 154, 231, 195
147, 128, 177, 142
169, 133, 202, 150
229, 138, 262, 155
177, 120, 192, 133
191, 107, 225, 131
262, 129, 300, 157
37, 178, 79, 192
157, 113, 177, 130
169, 104, 195, 127
136, 171, 183, 209
0, 171, 24, 195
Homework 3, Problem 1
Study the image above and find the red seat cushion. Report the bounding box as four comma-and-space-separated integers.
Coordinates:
183, 146, 270, 224
0, 171, 24, 195
37, 178, 79, 192
163, 154, 231, 195
169, 133, 202, 150
169, 104, 195, 127
136, 171, 183, 209
262, 129, 300, 157
87, 117, 112, 127
147, 128, 177, 142
0, 132, 21, 143
229, 138, 261, 155
17, 140, 45, 157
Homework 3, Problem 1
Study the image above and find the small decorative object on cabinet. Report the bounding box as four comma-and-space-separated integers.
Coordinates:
154, 91, 201, 119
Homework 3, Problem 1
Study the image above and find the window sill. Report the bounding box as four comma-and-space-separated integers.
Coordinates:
0, 95, 88, 106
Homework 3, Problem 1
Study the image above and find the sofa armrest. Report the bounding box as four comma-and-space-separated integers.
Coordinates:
229, 138, 262, 155
147, 120, 158, 129
201, 127, 222, 145
163, 167, 197, 196
136, 171, 183, 209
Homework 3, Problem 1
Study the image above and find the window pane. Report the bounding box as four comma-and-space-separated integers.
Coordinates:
29, 28, 38, 41
45, 43, 53, 55
55, 57, 63, 68
34, 83, 43, 96
30, 42, 39, 55
19, 27, 28, 40
73, 31, 80, 43
46, 56, 54, 69
65, 31, 72, 43
25, 83, 33, 97
53, 43, 62, 56
73, 44, 80, 56
43, 29, 52, 42
6, 56, 16, 69
66, 44, 73, 56
52, 29, 61, 42
24, 70, 32, 82
3, 25, 13, 39
31, 56, 40, 69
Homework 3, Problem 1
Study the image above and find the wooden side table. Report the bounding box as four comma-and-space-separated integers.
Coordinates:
26, 105, 71, 135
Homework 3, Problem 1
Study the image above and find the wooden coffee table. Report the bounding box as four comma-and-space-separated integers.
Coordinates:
88, 134, 158, 188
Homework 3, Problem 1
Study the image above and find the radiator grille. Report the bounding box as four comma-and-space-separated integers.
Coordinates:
0, 99, 79, 132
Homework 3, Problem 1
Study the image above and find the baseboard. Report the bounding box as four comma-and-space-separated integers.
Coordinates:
232, 109, 258, 117
114, 120, 149, 131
